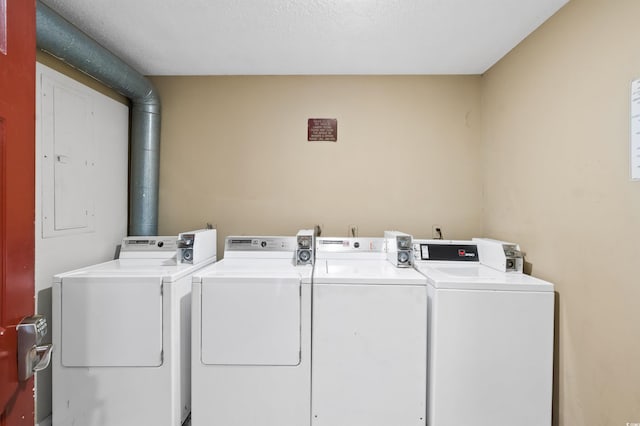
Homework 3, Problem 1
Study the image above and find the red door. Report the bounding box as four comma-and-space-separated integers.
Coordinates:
0, 0, 36, 424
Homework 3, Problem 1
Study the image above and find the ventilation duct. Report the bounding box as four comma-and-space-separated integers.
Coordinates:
36, 0, 160, 236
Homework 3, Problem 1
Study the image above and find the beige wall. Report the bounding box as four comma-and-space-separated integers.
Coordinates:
43, 1, 640, 422
38, 1, 640, 423
152, 75, 483, 251
481, 0, 640, 424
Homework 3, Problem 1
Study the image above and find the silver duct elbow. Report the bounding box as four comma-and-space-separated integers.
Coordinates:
36, 0, 161, 236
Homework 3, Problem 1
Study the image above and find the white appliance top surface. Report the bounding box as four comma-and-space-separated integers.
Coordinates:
194, 258, 313, 283
414, 261, 553, 291
314, 259, 427, 285
54, 257, 216, 282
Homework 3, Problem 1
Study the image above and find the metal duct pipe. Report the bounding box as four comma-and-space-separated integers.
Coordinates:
36, 0, 160, 236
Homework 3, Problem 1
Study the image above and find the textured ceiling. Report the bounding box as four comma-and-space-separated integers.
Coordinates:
40, 0, 569, 76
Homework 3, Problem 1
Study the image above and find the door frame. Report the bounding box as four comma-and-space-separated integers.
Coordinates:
0, 0, 37, 424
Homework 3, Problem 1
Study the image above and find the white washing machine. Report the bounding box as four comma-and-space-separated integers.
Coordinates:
52, 229, 217, 426
311, 236, 428, 426
413, 238, 554, 426
191, 230, 314, 426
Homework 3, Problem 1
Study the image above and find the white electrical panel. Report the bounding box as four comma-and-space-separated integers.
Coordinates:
41, 74, 95, 237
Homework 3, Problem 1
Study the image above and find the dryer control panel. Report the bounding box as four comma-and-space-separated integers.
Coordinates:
119, 237, 180, 259
121, 237, 178, 251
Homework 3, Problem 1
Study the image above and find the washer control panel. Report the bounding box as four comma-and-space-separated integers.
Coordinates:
225, 237, 296, 252
316, 238, 385, 253
414, 241, 479, 262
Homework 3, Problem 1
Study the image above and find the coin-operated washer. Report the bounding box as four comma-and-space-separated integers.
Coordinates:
52, 229, 217, 426
412, 238, 554, 426
311, 234, 427, 426
191, 230, 314, 426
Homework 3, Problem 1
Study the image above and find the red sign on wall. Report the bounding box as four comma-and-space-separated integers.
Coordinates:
308, 118, 337, 142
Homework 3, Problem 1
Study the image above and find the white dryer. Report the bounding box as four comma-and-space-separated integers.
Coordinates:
191, 231, 314, 426
311, 237, 428, 426
413, 239, 554, 426
52, 229, 217, 426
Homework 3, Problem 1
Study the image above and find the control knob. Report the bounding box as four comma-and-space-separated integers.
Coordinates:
298, 250, 312, 263
398, 251, 410, 264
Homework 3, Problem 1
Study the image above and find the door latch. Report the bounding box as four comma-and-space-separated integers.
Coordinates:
16, 315, 53, 382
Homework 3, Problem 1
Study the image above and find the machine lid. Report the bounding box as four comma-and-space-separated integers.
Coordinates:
414, 262, 554, 291
202, 269, 303, 281
313, 259, 427, 285
193, 258, 313, 283
53, 257, 217, 283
